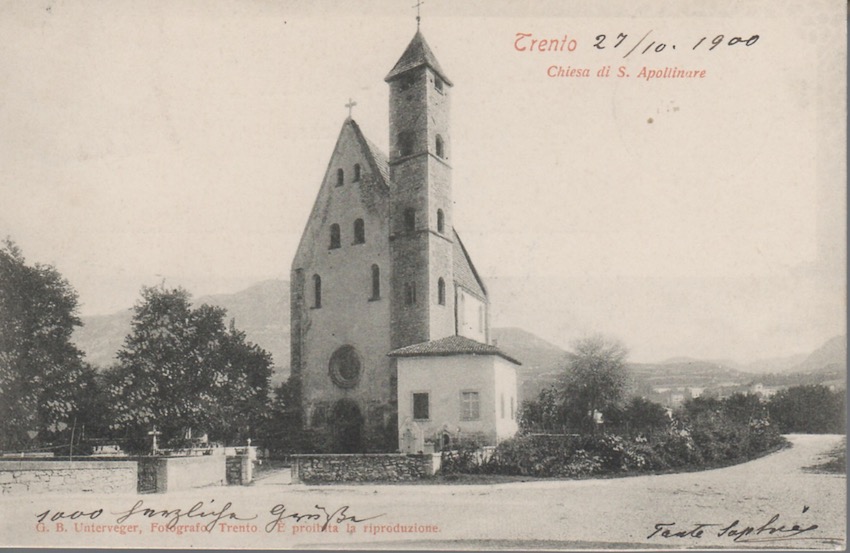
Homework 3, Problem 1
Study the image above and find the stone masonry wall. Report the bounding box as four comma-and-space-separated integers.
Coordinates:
0, 459, 137, 495
292, 453, 440, 483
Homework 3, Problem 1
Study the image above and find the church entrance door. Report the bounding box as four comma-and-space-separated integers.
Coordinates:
331, 398, 364, 453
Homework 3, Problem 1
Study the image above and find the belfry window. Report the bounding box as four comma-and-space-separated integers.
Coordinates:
435, 135, 444, 158
437, 209, 444, 233
353, 218, 365, 244
329, 224, 341, 249
353, 163, 361, 182
398, 131, 414, 157
313, 274, 322, 308
405, 282, 417, 305
435, 76, 444, 93
437, 278, 446, 305
336, 168, 344, 187
404, 208, 415, 232
370, 264, 380, 300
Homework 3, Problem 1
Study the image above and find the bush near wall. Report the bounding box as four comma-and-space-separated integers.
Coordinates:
443, 401, 784, 478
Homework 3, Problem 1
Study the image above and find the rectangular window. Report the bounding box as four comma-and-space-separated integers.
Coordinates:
413, 393, 429, 420
500, 393, 505, 419
510, 397, 515, 420
478, 306, 485, 332
405, 282, 417, 305
461, 391, 480, 421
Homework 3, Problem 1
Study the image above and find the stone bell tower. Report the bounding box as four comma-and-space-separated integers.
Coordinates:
386, 30, 456, 350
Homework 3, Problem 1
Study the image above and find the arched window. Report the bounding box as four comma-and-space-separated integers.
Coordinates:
435, 135, 444, 158
329, 224, 341, 249
405, 282, 417, 305
353, 218, 365, 244
370, 264, 380, 300
313, 274, 322, 308
437, 209, 444, 233
437, 277, 446, 305
336, 168, 344, 187
403, 208, 415, 232
398, 131, 414, 157
353, 163, 361, 182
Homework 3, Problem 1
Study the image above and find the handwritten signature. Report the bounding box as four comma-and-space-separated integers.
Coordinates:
648, 512, 821, 544
37, 500, 384, 534
264, 503, 384, 533
114, 499, 256, 532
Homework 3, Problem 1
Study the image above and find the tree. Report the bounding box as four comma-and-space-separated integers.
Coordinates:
107, 286, 273, 451
0, 239, 93, 450
259, 376, 305, 456
560, 335, 629, 431
768, 385, 845, 434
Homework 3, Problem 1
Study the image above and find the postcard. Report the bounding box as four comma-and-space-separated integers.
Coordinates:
0, 0, 845, 550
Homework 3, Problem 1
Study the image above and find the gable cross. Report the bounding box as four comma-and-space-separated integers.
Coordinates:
345, 98, 357, 119
412, 0, 424, 28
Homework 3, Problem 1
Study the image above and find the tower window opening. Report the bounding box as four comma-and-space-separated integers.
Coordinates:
405, 282, 417, 305
435, 76, 444, 92
353, 218, 365, 244
435, 135, 444, 158
437, 209, 444, 233
399, 75, 414, 92
329, 224, 341, 249
437, 278, 446, 305
403, 208, 416, 232
313, 274, 322, 308
398, 131, 414, 157
353, 163, 361, 182
336, 168, 344, 187
370, 264, 380, 300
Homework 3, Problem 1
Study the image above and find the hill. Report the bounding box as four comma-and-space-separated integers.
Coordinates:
73, 280, 291, 385
490, 327, 572, 401
71, 278, 845, 398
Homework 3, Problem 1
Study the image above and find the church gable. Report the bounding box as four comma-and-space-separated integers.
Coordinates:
452, 229, 487, 299
292, 119, 390, 268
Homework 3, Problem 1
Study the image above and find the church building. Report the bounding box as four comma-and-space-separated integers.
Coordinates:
290, 28, 520, 453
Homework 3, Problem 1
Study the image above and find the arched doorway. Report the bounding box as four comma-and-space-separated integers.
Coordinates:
331, 398, 364, 453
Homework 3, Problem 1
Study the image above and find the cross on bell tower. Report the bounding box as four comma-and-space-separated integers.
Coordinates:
413, 0, 424, 28
345, 98, 357, 119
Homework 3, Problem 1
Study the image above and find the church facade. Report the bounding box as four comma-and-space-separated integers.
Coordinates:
290, 29, 520, 453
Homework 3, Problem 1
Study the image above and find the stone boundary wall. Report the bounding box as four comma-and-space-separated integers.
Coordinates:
291, 453, 441, 483
0, 459, 137, 495
139, 454, 226, 493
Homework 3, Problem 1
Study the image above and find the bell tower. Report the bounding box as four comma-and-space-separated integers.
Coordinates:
386, 30, 456, 349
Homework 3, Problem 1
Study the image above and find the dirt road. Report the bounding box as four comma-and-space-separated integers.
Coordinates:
2, 434, 844, 549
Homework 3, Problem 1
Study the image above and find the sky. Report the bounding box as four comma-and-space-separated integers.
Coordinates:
0, 0, 845, 363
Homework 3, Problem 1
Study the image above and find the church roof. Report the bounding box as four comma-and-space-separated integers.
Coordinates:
387, 335, 521, 365
385, 30, 453, 85
347, 119, 390, 188
452, 229, 487, 298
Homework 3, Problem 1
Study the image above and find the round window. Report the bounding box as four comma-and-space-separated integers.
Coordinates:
329, 345, 361, 388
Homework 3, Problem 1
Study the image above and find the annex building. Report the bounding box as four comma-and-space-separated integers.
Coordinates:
290, 28, 520, 453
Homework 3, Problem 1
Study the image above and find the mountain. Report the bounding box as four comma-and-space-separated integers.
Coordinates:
490, 327, 571, 401
72, 278, 845, 398
790, 335, 846, 373
73, 280, 291, 386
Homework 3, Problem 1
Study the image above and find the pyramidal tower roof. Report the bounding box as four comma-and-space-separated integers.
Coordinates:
384, 30, 452, 85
